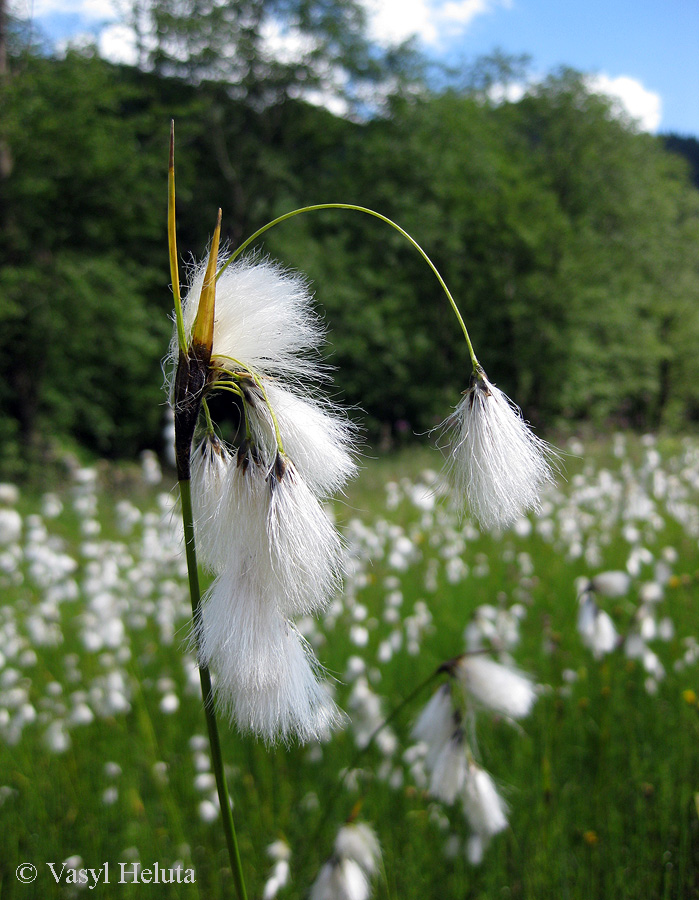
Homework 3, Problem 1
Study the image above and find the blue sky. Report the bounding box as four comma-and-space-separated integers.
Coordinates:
433, 0, 699, 136
22, 0, 699, 136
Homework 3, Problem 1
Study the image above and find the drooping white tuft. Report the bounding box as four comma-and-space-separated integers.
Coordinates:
412, 683, 458, 770
466, 833, 486, 865
443, 370, 556, 529
309, 858, 370, 900
190, 435, 235, 572
192, 445, 271, 575
263, 840, 291, 900
268, 458, 345, 616
456, 655, 536, 719
429, 732, 468, 804
246, 381, 359, 498
334, 823, 381, 877
462, 761, 508, 838
197, 567, 343, 744
578, 593, 619, 659
589, 570, 631, 598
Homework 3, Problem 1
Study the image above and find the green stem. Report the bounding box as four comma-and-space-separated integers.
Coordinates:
201, 398, 215, 435
343, 665, 444, 781
179, 478, 248, 900
211, 354, 285, 453
217, 203, 479, 371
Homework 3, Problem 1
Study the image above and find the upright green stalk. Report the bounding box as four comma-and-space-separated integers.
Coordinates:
179, 477, 248, 900
170, 125, 247, 900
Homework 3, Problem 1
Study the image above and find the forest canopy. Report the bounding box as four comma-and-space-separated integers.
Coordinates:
1, 0, 698, 475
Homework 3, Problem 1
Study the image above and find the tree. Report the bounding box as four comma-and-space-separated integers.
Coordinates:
132, 0, 420, 107
0, 50, 168, 463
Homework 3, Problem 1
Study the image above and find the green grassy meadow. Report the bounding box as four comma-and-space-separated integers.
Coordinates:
1, 434, 698, 899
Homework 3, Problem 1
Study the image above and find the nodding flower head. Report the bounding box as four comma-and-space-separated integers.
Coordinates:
310, 821, 380, 900
442, 367, 557, 530
454, 654, 537, 720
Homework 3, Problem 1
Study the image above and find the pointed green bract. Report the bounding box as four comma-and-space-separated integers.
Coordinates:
192, 208, 221, 355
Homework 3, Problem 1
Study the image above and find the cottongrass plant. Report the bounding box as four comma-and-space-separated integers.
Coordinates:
309, 821, 381, 900
442, 366, 558, 529
166, 124, 556, 896
409, 653, 536, 863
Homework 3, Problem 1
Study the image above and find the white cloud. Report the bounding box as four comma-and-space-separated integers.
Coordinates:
487, 80, 526, 104
363, 0, 438, 45
362, 0, 508, 47
587, 74, 662, 133
98, 22, 139, 65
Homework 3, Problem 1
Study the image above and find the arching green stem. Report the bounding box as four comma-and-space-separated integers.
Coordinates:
217, 203, 480, 371
201, 398, 215, 435
212, 354, 285, 454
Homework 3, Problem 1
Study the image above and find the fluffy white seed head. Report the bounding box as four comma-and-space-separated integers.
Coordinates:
262, 860, 290, 900
443, 370, 556, 529
429, 732, 467, 804
268, 458, 345, 616
309, 858, 370, 900
412, 683, 458, 770
589, 570, 631, 598
194, 448, 344, 616
577, 592, 598, 638
179, 255, 324, 383
456, 656, 536, 719
192, 443, 271, 575
334, 823, 381, 877
466, 833, 486, 865
190, 435, 236, 571
463, 762, 508, 838
578, 595, 619, 659
197, 567, 343, 744
246, 381, 359, 498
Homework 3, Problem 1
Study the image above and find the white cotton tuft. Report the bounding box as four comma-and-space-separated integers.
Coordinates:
412, 683, 457, 770
466, 833, 486, 865
589, 570, 631, 598
462, 762, 508, 838
246, 381, 359, 498
456, 656, 536, 719
268, 459, 345, 615
442, 370, 556, 529
578, 592, 619, 658
197, 568, 343, 744
192, 447, 272, 576
334, 823, 381, 877
181, 255, 324, 382
429, 733, 467, 804
309, 858, 370, 900
190, 435, 237, 571
0, 508, 21, 545
262, 860, 290, 900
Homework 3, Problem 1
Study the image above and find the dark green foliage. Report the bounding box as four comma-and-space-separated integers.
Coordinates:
1, 37, 699, 473
664, 134, 699, 188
